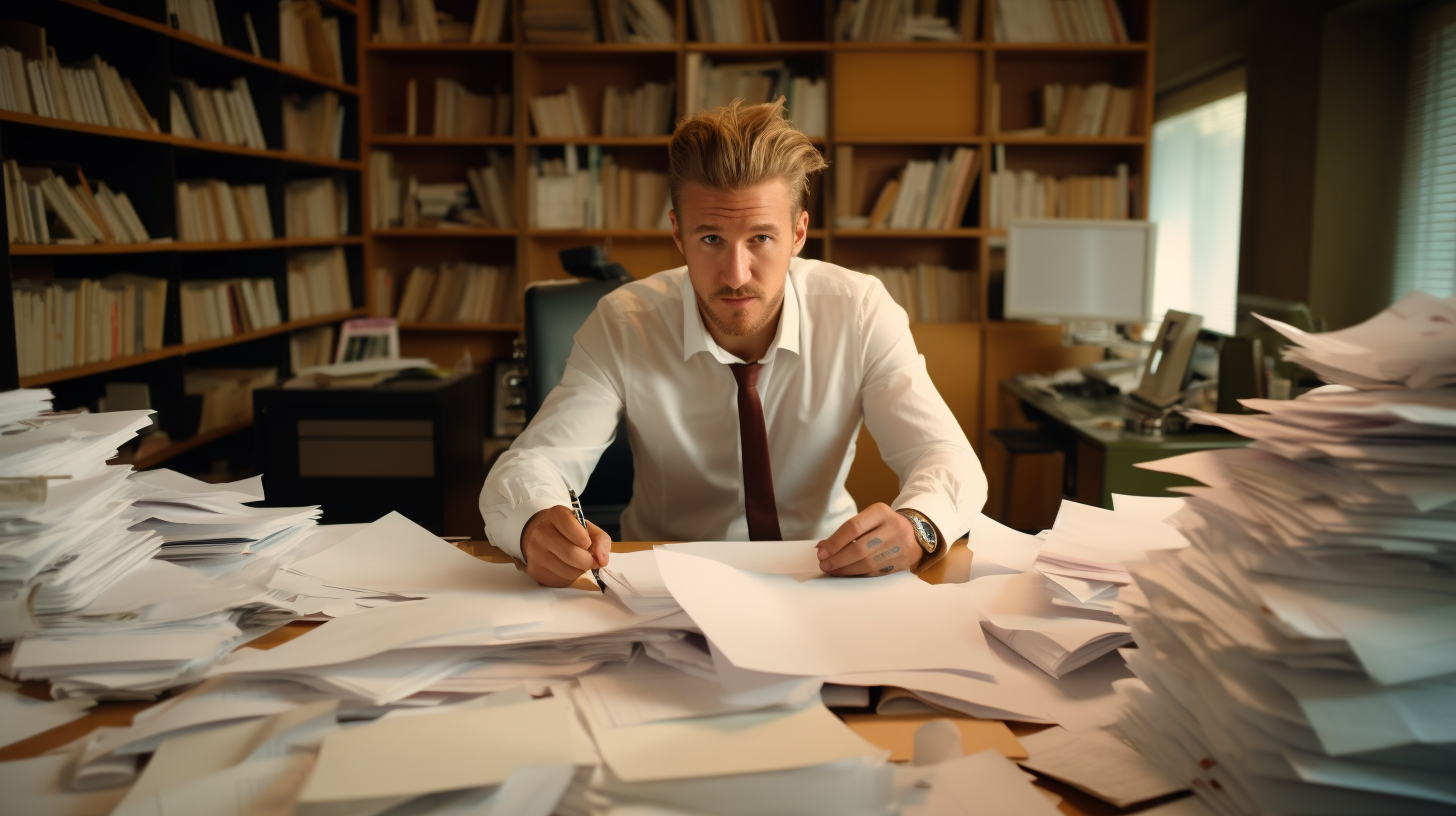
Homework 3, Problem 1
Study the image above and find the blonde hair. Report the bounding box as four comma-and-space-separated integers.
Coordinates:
668, 98, 827, 217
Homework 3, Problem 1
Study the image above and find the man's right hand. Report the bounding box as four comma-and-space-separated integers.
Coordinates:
521, 506, 611, 588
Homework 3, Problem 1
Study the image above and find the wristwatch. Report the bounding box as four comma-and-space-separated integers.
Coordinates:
896, 508, 940, 558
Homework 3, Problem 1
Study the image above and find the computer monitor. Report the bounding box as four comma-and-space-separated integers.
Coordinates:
1004, 219, 1157, 324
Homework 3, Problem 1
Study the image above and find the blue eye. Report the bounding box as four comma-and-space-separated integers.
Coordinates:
701, 235, 720, 245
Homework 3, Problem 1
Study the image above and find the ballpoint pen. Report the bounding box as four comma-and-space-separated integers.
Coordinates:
568, 489, 606, 593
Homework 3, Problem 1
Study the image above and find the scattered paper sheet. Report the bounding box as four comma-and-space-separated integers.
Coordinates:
578, 655, 814, 728
0, 680, 94, 749
577, 690, 883, 783
0, 754, 130, 816
965, 514, 1042, 573
113, 755, 315, 816
900, 750, 1061, 816
298, 697, 572, 802
656, 551, 995, 677
1017, 726, 1187, 806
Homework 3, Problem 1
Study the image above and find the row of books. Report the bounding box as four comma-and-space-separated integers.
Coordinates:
282, 91, 347, 158
1012, 82, 1136, 138
988, 163, 1133, 226
531, 148, 670, 230
279, 0, 346, 82
11, 274, 167, 376
285, 177, 349, 238
0, 35, 159, 133
600, 0, 677, 43
289, 325, 335, 372
993, 0, 1129, 43
287, 248, 354, 321
6, 162, 154, 245
520, 0, 598, 44
684, 57, 826, 137
392, 262, 517, 324
858, 264, 977, 323
179, 277, 282, 343
170, 77, 267, 150
375, 0, 509, 44
843, 147, 981, 230
690, 0, 782, 43
165, 0, 264, 54
175, 180, 275, 243
833, 0, 974, 41
368, 150, 515, 229
420, 78, 512, 137
602, 81, 676, 138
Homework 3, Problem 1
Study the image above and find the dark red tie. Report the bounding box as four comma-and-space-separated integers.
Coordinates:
731, 363, 782, 541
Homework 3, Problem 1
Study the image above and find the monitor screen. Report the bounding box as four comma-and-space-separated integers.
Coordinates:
1004, 220, 1157, 324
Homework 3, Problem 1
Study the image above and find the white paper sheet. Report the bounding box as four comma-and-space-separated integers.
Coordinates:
298, 697, 573, 802
965, 514, 1042, 572
0, 680, 94, 749
578, 655, 815, 728
658, 540, 824, 575
656, 551, 995, 677
1017, 726, 1187, 806
901, 750, 1061, 816
0, 754, 130, 816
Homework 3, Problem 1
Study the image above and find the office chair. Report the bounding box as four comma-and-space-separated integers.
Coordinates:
524, 280, 634, 539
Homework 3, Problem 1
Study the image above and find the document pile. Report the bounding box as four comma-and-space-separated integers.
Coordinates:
967, 498, 1186, 678
1114, 294, 1456, 816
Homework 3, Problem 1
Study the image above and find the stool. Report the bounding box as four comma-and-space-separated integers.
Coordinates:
988, 427, 1064, 525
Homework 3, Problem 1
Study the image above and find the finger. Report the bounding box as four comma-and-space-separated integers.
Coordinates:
548, 507, 593, 550
817, 504, 889, 558
820, 525, 899, 572
526, 558, 576, 588
538, 544, 593, 584
544, 534, 597, 572
827, 556, 904, 578
587, 521, 611, 567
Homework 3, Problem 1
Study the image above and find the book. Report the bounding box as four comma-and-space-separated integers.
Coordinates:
529, 148, 670, 230
179, 278, 281, 342
857, 264, 978, 323
11, 274, 169, 376
682, 56, 825, 136
601, 80, 676, 137
393, 262, 517, 324
521, 0, 598, 44
988, 157, 1134, 226
174, 180, 273, 242
0, 32, 158, 133
993, 0, 1128, 43
284, 177, 349, 238
432, 79, 510, 137
286, 247, 353, 320
283, 91, 345, 158
279, 0, 344, 80
851, 148, 980, 231
171, 77, 267, 149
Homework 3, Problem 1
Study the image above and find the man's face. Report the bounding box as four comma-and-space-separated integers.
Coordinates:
670, 179, 809, 343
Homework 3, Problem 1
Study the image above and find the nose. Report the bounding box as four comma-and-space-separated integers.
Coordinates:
722, 243, 752, 290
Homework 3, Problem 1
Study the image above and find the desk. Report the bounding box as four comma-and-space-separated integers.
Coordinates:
998, 378, 1248, 511
0, 540, 1179, 816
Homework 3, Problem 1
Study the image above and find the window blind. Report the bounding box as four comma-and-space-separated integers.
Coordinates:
1394, 1, 1456, 299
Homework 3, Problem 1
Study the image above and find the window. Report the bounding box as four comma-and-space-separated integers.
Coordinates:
1393, 2, 1456, 300
1147, 74, 1247, 337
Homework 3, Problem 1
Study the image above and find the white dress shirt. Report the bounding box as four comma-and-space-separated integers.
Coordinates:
480, 258, 987, 560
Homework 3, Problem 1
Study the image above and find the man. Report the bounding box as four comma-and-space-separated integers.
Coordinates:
481, 99, 986, 588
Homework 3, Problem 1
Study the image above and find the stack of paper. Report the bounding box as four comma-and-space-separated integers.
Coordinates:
1114, 298, 1456, 816
129, 475, 319, 565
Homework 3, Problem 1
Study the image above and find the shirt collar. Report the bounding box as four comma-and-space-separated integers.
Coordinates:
680, 260, 802, 364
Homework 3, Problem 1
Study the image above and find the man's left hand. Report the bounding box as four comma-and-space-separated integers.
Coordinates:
816, 503, 923, 576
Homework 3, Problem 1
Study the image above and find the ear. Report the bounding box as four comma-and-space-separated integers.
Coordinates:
792, 207, 809, 256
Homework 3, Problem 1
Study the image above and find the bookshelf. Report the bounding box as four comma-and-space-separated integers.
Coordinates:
0, 0, 366, 472
361, 0, 1156, 496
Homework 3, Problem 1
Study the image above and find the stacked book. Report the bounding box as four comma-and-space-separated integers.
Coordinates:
856, 264, 978, 323
6, 162, 154, 245
843, 147, 981, 230
284, 177, 348, 238
833, 0, 972, 41
599, 0, 676, 42
602, 81, 676, 137
179, 278, 283, 342
684, 57, 826, 136
0, 24, 160, 133
11, 274, 169, 376
170, 77, 268, 149
184, 368, 279, 433
368, 150, 514, 229
1002, 82, 1136, 138
166, 0, 226, 43
520, 0, 598, 43
290, 325, 336, 372
690, 0, 783, 42
174, 180, 275, 242
278, 0, 345, 81
994, 0, 1129, 42
988, 161, 1131, 226
283, 91, 346, 158
375, 0, 510, 43
531, 147, 670, 230
1114, 292, 1456, 815
393, 263, 517, 324
287, 247, 354, 320
430, 79, 511, 136
529, 84, 592, 137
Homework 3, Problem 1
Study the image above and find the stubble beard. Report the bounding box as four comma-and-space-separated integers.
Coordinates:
697, 281, 786, 338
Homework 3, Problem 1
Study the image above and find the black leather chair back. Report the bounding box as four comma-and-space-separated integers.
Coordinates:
524, 281, 634, 534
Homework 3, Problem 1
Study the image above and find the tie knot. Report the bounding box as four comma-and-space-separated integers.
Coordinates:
731, 362, 762, 389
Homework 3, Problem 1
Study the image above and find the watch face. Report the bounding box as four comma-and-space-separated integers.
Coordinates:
910, 516, 936, 551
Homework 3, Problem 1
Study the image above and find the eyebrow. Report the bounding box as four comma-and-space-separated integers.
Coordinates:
690, 222, 782, 235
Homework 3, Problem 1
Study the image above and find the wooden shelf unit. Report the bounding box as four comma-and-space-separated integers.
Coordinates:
360, 0, 1156, 436
1, 0, 368, 470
